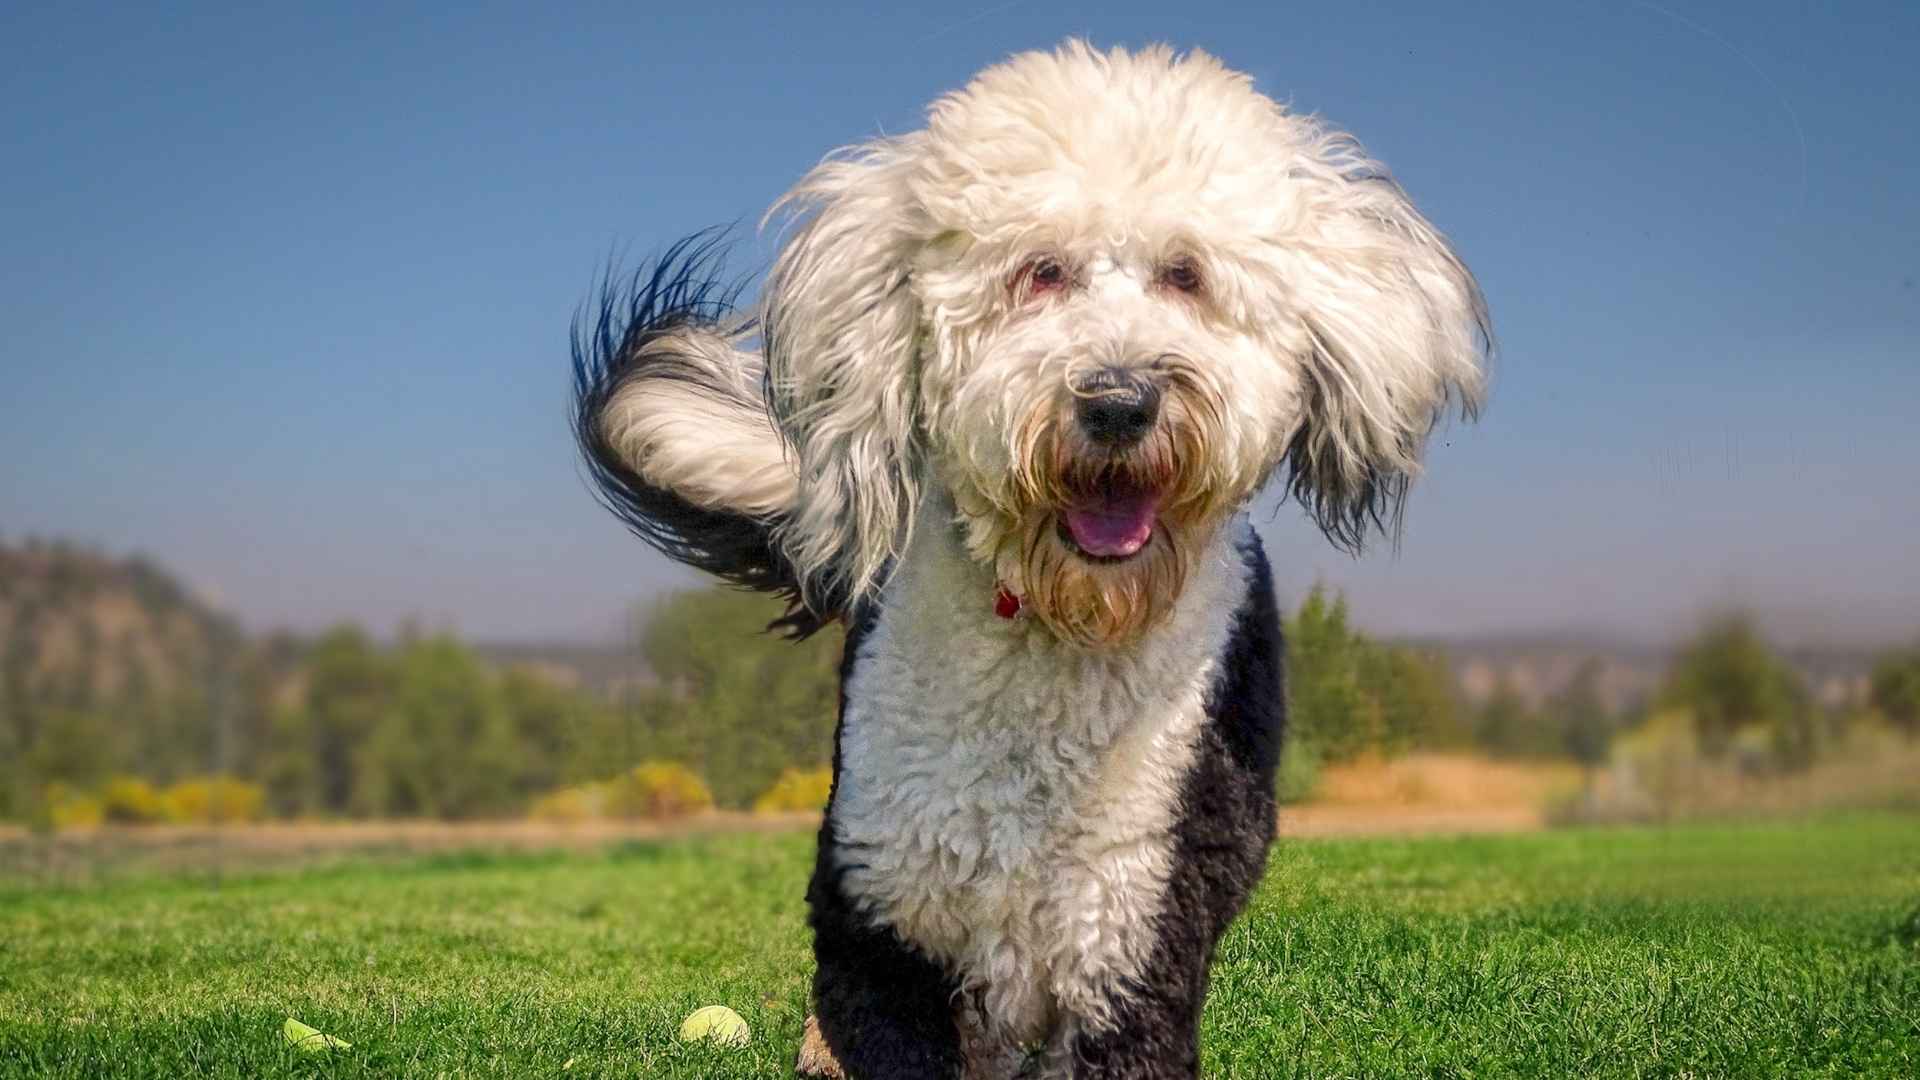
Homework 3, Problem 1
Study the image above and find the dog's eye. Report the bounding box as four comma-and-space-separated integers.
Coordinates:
1157, 259, 1204, 295
1018, 257, 1069, 298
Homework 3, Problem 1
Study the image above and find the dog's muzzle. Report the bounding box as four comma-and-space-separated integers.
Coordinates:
1058, 366, 1167, 560
1072, 366, 1161, 448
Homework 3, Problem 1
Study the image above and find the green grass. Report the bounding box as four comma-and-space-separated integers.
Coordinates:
2, 816, 1917, 1078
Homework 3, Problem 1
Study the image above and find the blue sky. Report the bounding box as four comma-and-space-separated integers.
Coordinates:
3, 1, 1916, 646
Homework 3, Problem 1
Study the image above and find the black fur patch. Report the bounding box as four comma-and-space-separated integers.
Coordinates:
806, 603, 968, 1078
1067, 531, 1284, 1077
570, 229, 831, 636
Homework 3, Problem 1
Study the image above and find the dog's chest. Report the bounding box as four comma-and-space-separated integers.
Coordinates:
830, 605, 1222, 1038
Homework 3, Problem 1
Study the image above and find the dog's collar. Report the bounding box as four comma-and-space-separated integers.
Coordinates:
993, 583, 1023, 619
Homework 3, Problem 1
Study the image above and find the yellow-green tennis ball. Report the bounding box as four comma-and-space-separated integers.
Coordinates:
678, 1005, 750, 1048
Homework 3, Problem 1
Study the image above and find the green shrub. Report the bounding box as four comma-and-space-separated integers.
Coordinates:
753, 767, 833, 813
1605, 708, 1698, 820
1542, 773, 1611, 827
1894, 903, 1920, 953
1659, 612, 1809, 762
1870, 645, 1920, 739
1276, 738, 1323, 804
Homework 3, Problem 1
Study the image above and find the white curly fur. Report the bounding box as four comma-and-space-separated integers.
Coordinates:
755, 41, 1486, 622
599, 325, 797, 519
832, 495, 1253, 1052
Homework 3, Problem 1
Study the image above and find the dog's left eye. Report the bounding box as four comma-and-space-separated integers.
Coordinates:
1015, 257, 1070, 299
1157, 259, 1204, 295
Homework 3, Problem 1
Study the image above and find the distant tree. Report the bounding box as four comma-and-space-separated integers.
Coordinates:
1869, 644, 1920, 739
259, 703, 319, 818
227, 632, 305, 782
1474, 677, 1552, 758
634, 588, 842, 807
1768, 701, 1819, 774
254, 626, 643, 821
0, 714, 16, 820
1284, 586, 1379, 762
1375, 647, 1469, 751
499, 667, 609, 795
354, 636, 519, 819
278, 627, 392, 814
1284, 585, 1475, 763
20, 709, 118, 792
1, 610, 36, 819
1552, 658, 1615, 781
1658, 612, 1810, 764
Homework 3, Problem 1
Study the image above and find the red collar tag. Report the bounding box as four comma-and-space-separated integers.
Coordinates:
993, 584, 1022, 619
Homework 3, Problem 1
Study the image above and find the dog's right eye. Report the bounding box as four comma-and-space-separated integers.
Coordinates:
1016, 257, 1070, 299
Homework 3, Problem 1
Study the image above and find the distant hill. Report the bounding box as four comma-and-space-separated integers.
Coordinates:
1415, 633, 1877, 713
0, 539, 314, 816
0, 539, 244, 708
469, 628, 1880, 717
471, 640, 656, 700
464, 626, 1884, 718
0, 535, 657, 723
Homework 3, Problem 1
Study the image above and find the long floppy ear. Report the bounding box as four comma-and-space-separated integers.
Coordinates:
761, 138, 927, 612
572, 231, 829, 636
1279, 131, 1491, 551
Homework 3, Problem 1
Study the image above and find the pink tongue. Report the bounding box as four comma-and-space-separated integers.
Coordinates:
1063, 491, 1161, 557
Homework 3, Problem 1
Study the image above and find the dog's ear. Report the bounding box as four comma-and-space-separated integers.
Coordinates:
1277, 134, 1491, 551
762, 139, 927, 611
574, 232, 833, 632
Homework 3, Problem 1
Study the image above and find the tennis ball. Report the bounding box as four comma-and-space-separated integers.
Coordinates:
678, 1005, 750, 1047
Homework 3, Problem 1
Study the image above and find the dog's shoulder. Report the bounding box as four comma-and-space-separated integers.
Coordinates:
1203, 523, 1285, 776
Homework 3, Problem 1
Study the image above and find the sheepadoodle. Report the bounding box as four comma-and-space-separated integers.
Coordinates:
572, 40, 1488, 1080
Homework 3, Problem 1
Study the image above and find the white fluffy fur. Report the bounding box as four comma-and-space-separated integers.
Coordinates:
761, 42, 1486, 614
832, 496, 1253, 1057
600, 327, 798, 518
763, 139, 929, 603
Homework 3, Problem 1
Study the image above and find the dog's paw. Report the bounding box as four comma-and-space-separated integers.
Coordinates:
794, 1015, 846, 1079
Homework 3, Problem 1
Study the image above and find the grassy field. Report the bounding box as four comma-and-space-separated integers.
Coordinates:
2, 815, 1917, 1078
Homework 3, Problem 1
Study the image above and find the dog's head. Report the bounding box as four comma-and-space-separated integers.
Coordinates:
761, 43, 1488, 647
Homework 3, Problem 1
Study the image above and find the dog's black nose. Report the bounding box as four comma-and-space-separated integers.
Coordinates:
1073, 368, 1161, 447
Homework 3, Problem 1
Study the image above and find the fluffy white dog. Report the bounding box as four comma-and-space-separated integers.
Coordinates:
574, 40, 1487, 1080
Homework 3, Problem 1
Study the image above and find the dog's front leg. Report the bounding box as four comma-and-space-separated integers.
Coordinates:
1047, 961, 1209, 1080
1052, 723, 1281, 1079
799, 834, 967, 1079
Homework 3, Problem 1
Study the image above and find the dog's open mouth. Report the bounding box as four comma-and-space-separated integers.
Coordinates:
1057, 476, 1163, 561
